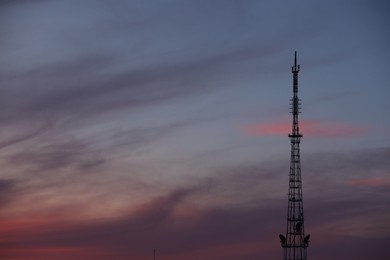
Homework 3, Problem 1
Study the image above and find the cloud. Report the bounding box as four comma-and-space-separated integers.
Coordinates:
346, 177, 390, 187
0, 147, 389, 259
303, 147, 390, 182
4, 139, 100, 174
0, 120, 51, 150
1, 179, 389, 260
242, 120, 369, 138
2, 117, 208, 178
0, 41, 276, 133
0, 0, 333, 129
0, 186, 281, 259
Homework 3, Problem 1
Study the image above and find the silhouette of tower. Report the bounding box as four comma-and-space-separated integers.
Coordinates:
279, 52, 310, 260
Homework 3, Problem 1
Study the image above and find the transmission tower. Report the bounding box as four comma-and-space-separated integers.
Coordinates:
279, 52, 310, 260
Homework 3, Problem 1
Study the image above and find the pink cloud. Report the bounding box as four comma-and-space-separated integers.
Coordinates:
346, 177, 390, 187
242, 120, 368, 138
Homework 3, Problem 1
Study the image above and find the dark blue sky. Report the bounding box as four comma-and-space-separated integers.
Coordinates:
0, 1, 389, 259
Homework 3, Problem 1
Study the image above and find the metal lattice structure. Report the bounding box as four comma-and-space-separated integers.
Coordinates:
279, 52, 310, 260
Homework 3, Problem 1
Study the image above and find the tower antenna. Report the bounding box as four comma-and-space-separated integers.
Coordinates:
294, 51, 297, 68
279, 51, 310, 260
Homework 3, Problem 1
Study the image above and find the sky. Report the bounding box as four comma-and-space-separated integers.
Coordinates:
0, 0, 389, 259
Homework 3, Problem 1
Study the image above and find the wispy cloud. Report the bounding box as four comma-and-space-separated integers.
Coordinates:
0, 185, 281, 259
5, 140, 97, 173
1, 177, 389, 260
0, 120, 51, 150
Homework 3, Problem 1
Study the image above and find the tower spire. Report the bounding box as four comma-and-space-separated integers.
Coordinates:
279, 52, 310, 260
294, 51, 298, 70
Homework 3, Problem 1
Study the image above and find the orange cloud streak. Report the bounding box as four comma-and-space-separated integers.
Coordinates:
242, 120, 368, 138
346, 177, 390, 187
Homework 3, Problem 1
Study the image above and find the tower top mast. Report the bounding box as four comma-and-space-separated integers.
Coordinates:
293, 51, 299, 72
289, 51, 302, 138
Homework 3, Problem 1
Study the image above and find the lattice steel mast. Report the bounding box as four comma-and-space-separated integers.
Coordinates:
279, 52, 310, 260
